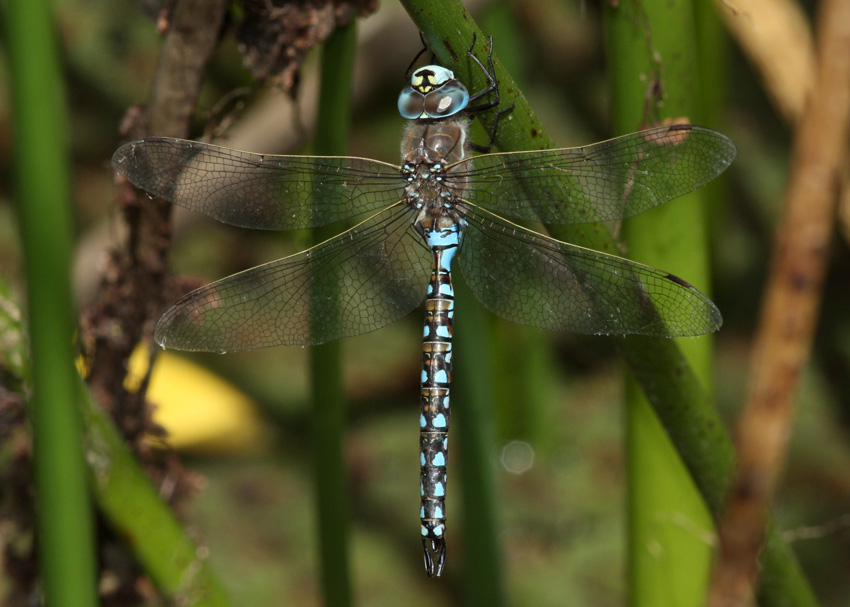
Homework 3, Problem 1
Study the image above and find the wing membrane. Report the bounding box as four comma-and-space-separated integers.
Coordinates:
456, 202, 721, 337
112, 137, 407, 230
449, 125, 736, 224
155, 203, 430, 351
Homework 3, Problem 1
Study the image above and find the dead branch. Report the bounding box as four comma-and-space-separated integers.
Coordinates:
707, 0, 850, 605
83, 0, 229, 445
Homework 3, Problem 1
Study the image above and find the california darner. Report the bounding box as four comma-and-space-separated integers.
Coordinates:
111, 38, 736, 577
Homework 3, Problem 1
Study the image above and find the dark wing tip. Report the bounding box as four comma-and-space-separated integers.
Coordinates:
663, 273, 724, 336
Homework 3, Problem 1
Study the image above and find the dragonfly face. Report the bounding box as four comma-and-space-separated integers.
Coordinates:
111, 36, 736, 578
398, 65, 471, 119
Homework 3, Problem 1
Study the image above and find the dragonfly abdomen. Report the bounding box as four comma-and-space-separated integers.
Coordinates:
419, 223, 459, 577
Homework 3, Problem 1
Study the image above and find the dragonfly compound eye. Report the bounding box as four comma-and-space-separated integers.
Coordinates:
398, 87, 426, 119
402, 66, 470, 119
423, 82, 470, 118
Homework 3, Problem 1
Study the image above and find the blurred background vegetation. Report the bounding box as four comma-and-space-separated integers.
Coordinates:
1, 0, 849, 606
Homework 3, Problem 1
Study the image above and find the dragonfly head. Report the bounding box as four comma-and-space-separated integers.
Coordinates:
398, 65, 470, 120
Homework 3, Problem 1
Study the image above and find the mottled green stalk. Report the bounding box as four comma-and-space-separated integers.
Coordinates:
309, 21, 357, 607
4, 1, 98, 604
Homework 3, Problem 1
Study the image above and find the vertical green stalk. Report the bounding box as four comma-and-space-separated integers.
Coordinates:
479, 1, 559, 452
452, 279, 504, 607
605, 3, 715, 606
3, 1, 98, 605
309, 21, 357, 607
694, 0, 729, 130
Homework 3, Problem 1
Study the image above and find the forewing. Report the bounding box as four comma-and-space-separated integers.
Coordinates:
450, 125, 736, 224
456, 203, 721, 337
112, 137, 407, 230
155, 203, 430, 351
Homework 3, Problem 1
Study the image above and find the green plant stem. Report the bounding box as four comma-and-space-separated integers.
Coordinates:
82, 377, 232, 607
3, 1, 99, 605
1, 270, 232, 606
309, 20, 357, 607
605, 2, 715, 605
479, 0, 559, 458
397, 1, 817, 604
452, 278, 504, 606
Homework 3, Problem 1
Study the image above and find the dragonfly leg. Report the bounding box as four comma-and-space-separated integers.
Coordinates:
405, 32, 434, 81
464, 34, 514, 153
469, 102, 515, 154
465, 34, 500, 112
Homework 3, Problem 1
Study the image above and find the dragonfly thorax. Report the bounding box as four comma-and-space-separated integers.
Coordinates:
401, 118, 469, 224
404, 161, 457, 218
401, 119, 468, 165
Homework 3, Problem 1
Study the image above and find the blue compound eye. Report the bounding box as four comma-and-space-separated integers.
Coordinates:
398, 86, 426, 119
423, 82, 469, 118
400, 65, 471, 119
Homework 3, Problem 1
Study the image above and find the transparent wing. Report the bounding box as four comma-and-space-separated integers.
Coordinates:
155, 203, 430, 351
112, 137, 407, 230
456, 202, 721, 337
448, 124, 736, 224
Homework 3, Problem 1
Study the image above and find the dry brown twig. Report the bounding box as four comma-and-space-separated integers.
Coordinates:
83, 0, 230, 445
73, 0, 230, 602
707, 0, 850, 605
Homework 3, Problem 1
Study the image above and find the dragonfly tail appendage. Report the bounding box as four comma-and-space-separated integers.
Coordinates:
423, 537, 447, 577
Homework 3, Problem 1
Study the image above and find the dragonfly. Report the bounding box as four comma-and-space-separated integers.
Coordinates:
112, 37, 736, 577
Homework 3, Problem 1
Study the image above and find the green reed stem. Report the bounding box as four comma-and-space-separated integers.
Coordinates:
605, 2, 715, 605
82, 376, 232, 606
309, 20, 357, 607
452, 277, 505, 606
4, 1, 99, 605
